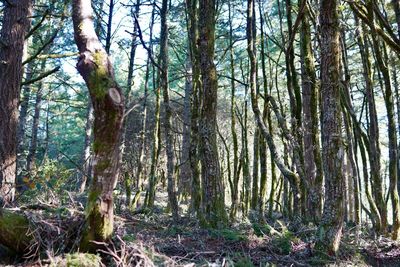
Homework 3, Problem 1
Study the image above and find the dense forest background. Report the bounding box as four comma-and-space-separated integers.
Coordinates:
1, 0, 400, 266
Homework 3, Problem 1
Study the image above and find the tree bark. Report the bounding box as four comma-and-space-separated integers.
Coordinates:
185, 0, 201, 216
0, 0, 32, 203
198, 0, 227, 227
316, 0, 345, 256
300, 1, 323, 223
160, 0, 179, 221
355, 16, 387, 234
228, 0, 240, 220
367, 0, 400, 239
72, 0, 124, 250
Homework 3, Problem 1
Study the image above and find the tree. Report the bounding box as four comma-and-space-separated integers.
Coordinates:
300, 0, 323, 223
160, 0, 179, 221
198, 0, 227, 227
0, 0, 33, 203
72, 0, 124, 250
316, 0, 345, 255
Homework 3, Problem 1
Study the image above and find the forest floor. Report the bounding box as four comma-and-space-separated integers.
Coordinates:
1, 191, 400, 266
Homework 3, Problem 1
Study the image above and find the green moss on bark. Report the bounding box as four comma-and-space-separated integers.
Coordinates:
0, 209, 30, 253
81, 190, 113, 252
88, 51, 113, 99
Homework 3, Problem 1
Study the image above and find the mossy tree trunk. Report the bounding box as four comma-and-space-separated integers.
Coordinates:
248, 0, 300, 221
355, 16, 386, 234
367, 0, 400, 240
144, 6, 159, 210
228, 0, 240, 220
198, 0, 228, 227
160, 0, 179, 221
0, 0, 32, 203
300, 1, 323, 224
316, 0, 345, 256
185, 0, 201, 216
258, 2, 269, 220
0, 209, 30, 253
72, 0, 124, 250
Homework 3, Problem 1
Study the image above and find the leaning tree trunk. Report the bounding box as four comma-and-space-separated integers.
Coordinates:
72, 0, 124, 251
315, 0, 345, 256
0, 0, 32, 203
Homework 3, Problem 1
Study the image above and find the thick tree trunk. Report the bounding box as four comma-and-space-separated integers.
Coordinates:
72, 0, 124, 250
316, 0, 345, 256
198, 0, 227, 227
0, 0, 32, 203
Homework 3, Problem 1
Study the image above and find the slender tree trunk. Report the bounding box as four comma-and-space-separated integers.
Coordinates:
105, 0, 114, 54
391, 58, 400, 197
16, 62, 33, 190
315, 0, 345, 256
72, 0, 124, 250
251, 129, 259, 211
250, 1, 259, 212
367, 0, 400, 239
17, 62, 34, 162
228, 0, 240, 219
179, 58, 192, 199
356, 17, 387, 234
26, 83, 44, 174
160, 0, 179, 221
145, 76, 161, 209
0, 0, 32, 203
300, 2, 322, 223
185, 0, 201, 216
258, 1, 269, 219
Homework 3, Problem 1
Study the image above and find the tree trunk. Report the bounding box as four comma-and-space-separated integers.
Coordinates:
300, 2, 323, 223
355, 16, 387, 234
185, 0, 201, 216
367, 0, 400, 239
26, 82, 43, 174
258, 2, 269, 220
198, 0, 227, 227
160, 0, 179, 221
0, 0, 32, 203
228, 0, 240, 220
179, 58, 192, 199
72, 0, 124, 250
316, 0, 345, 256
